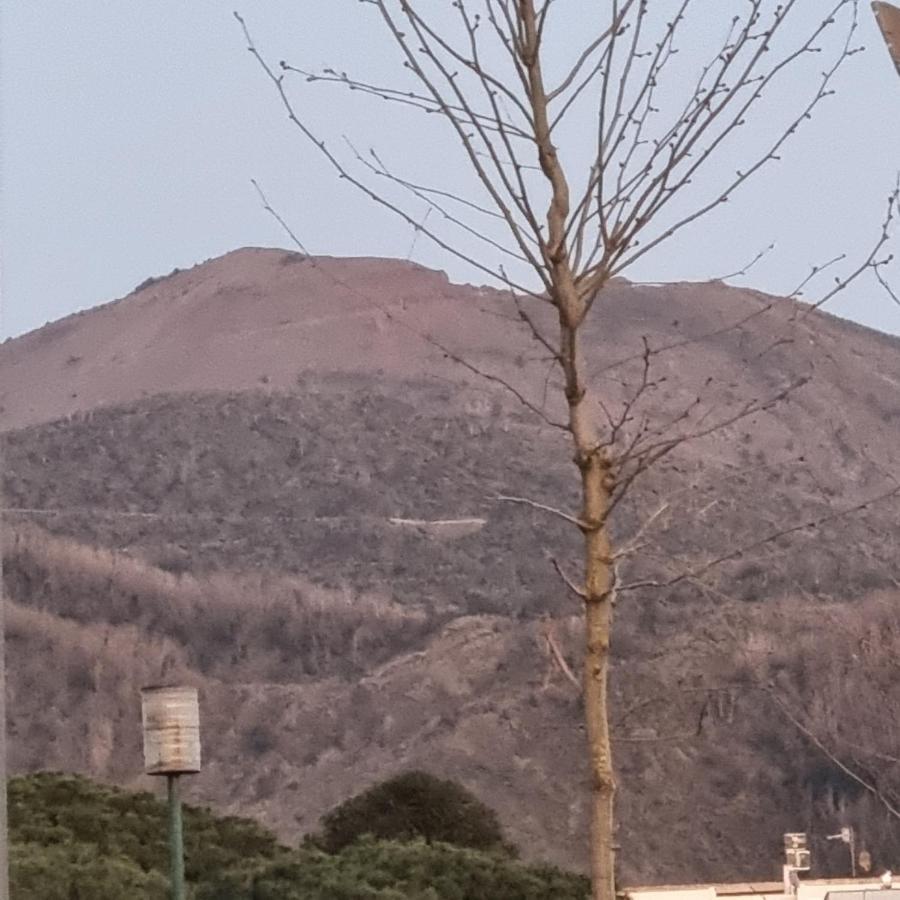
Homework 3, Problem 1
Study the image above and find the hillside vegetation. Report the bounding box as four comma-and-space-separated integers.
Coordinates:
4, 387, 899, 881
10, 773, 589, 899
5, 387, 895, 612
10, 773, 283, 899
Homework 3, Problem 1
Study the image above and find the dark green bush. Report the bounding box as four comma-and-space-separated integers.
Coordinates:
9, 773, 284, 895
10, 842, 169, 900
196, 839, 589, 900
315, 771, 509, 855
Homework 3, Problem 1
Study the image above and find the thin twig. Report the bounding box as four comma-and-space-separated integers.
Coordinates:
495, 494, 587, 529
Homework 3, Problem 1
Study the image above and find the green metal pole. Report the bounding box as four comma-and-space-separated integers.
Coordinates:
167, 775, 185, 900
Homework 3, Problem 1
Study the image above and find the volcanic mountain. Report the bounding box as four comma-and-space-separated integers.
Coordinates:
2, 247, 899, 883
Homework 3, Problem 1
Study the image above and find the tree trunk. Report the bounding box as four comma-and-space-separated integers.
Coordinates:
555, 289, 617, 900
565, 329, 617, 900
584, 562, 615, 900
581, 462, 616, 900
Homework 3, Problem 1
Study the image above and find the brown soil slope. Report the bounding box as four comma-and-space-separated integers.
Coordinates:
3, 248, 899, 473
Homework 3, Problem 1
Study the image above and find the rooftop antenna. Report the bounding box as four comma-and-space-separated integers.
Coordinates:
784, 833, 811, 899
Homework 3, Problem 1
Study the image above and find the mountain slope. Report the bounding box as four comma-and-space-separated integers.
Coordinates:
3, 247, 899, 473
2, 248, 900, 883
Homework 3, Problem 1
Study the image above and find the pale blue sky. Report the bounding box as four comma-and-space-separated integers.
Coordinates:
3, 2, 900, 340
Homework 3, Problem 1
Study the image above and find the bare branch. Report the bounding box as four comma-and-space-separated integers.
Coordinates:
427, 333, 568, 430
613, 502, 670, 560
546, 1, 638, 103
609, 1, 861, 277
619, 484, 900, 593
800, 174, 900, 314
711, 242, 776, 283
348, 140, 533, 264
234, 11, 544, 296
251, 179, 311, 255
541, 618, 582, 691
764, 686, 900, 821
372, 2, 550, 278
550, 556, 588, 600
495, 494, 586, 529
280, 63, 533, 138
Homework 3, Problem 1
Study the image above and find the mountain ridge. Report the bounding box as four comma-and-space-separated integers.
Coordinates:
5, 246, 899, 437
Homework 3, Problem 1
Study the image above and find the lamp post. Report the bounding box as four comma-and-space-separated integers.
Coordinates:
873, 2, 900, 75
827, 827, 857, 878
141, 686, 201, 900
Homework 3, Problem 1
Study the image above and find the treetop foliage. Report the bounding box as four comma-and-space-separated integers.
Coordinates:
314, 770, 510, 855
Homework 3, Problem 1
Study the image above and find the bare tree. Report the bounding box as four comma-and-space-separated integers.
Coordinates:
236, 3, 893, 897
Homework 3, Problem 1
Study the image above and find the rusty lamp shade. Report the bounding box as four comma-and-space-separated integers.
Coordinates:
873, 1, 900, 76
141, 685, 201, 776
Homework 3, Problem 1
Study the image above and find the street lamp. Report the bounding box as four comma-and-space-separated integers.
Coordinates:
827, 826, 857, 878
141, 685, 201, 900
873, 2, 900, 75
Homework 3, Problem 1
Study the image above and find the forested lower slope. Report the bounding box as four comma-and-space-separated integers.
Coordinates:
3, 385, 900, 881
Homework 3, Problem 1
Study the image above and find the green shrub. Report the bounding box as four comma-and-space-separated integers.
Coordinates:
9, 773, 284, 892
196, 839, 589, 900
11, 841, 169, 900
314, 771, 509, 855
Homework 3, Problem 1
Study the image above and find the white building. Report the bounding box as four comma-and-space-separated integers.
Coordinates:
626, 879, 900, 900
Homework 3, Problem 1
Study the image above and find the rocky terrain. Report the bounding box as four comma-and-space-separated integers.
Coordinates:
2, 247, 900, 884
